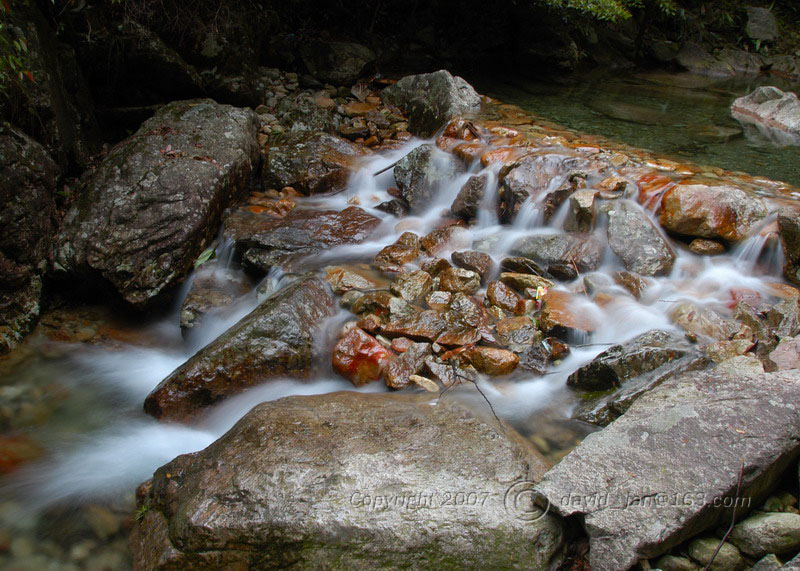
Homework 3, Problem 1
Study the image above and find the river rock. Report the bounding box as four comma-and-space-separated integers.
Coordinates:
687, 537, 745, 570
381, 70, 481, 137
390, 270, 433, 304
567, 330, 694, 391
324, 267, 376, 294
534, 369, 800, 571
420, 226, 470, 256
778, 209, 800, 286
689, 238, 726, 255
731, 87, 800, 145
670, 301, 738, 341
393, 144, 461, 211
540, 290, 597, 336
606, 200, 675, 276
510, 233, 603, 278
55, 99, 260, 308
383, 342, 431, 388
463, 347, 519, 376
659, 181, 768, 242
298, 40, 375, 85
144, 276, 335, 422
0, 124, 58, 353
225, 206, 380, 274
332, 327, 395, 386
769, 336, 800, 370
451, 174, 488, 221
564, 189, 597, 233
263, 131, 370, 195
374, 232, 421, 273
179, 265, 252, 333
438, 267, 480, 295
487, 280, 521, 313
450, 251, 493, 281
130, 392, 563, 568
381, 311, 447, 342
746, 7, 778, 42
730, 512, 800, 558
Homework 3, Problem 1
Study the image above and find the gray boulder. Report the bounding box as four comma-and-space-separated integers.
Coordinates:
0, 124, 58, 353
54, 99, 260, 308
144, 276, 335, 423
729, 512, 800, 558
535, 369, 800, 570
299, 40, 375, 85
778, 208, 800, 286
606, 200, 675, 276
263, 131, 371, 195
393, 144, 461, 212
131, 392, 564, 569
510, 233, 603, 279
731, 87, 800, 145
381, 70, 481, 137
746, 7, 779, 42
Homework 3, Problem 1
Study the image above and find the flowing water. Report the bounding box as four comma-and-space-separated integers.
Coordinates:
0, 74, 797, 568
475, 69, 800, 187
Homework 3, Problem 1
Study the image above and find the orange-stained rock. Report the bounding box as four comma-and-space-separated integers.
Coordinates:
540, 290, 596, 334
0, 434, 43, 475
660, 182, 768, 242
342, 102, 376, 117
453, 142, 489, 166
420, 225, 470, 256
374, 232, 421, 273
727, 288, 763, 310
636, 172, 676, 211
332, 327, 395, 386
391, 337, 414, 353
464, 346, 519, 375
487, 280, 521, 313
689, 238, 726, 255
480, 147, 527, 168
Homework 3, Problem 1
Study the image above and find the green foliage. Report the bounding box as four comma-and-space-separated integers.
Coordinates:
0, 1, 34, 93
194, 246, 216, 269
537, 0, 678, 21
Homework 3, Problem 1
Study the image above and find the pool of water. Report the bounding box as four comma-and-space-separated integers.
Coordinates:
474, 69, 800, 187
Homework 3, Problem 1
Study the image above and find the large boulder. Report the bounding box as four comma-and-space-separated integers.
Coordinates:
144, 276, 335, 422
381, 70, 481, 137
224, 206, 381, 275
263, 132, 371, 195
131, 392, 564, 568
778, 208, 800, 286
393, 144, 461, 212
54, 99, 259, 308
0, 124, 58, 354
606, 200, 675, 276
535, 369, 800, 570
299, 40, 375, 85
745, 7, 779, 42
659, 181, 768, 242
731, 86, 800, 145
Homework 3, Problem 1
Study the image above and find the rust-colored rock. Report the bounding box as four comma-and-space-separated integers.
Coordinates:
487, 280, 521, 313
374, 232, 421, 273
438, 267, 481, 294
420, 225, 470, 256
540, 290, 596, 335
436, 326, 481, 347
332, 327, 395, 386
451, 251, 493, 281
689, 238, 726, 255
382, 310, 448, 342
464, 346, 519, 375
384, 342, 432, 388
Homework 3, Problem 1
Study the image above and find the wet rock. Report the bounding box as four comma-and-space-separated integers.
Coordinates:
420, 257, 452, 276
606, 200, 675, 276
746, 7, 778, 42
424, 357, 473, 387
426, 290, 451, 312
540, 290, 596, 336
393, 144, 461, 211
730, 512, 800, 558
375, 199, 408, 218
778, 209, 800, 286
180, 266, 252, 332
0, 125, 57, 353
381, 311, 448, 342
519, 342, 550, 375
420, 225, 470, 256
670, 302, 738, 341
451, 251, 493, 281
535, 369, 800, 570
381, 70, 481, 137
436, 326, 481, 347
299, 40, 374, 85
464, 347, 519, 376
374, 232, 421, 273
384, 342, 431, 388
264, 132, 370, 195
496, 316, 537, 350
510, 233, 603, 277
687, 538, 745, 570
352, 292, 413, 322
659, 181, 768, 242
769, 337, 800, 370
131, 392, 562, 568
613, 271, 650, 299
487, 281, 521, 313
226, 206, 380, 275
689, 238, 726, 255
324, 266, 376, 295
568, 330, 696, 391
332, 327, 395, 386
448, 293, 486, 328
390, 270, 433, 304
451, 174, 488, 221
144, 276, 335, 422
500, 272, 554, 294
500, 257, 549, 276
55, 99, 260, 308
564, 189, 597, 233
438, 267, 480, 295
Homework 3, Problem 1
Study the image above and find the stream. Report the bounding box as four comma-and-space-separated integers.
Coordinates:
0, 73, 797, 569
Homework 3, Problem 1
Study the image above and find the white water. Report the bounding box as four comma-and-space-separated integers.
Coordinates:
3, 130, 789, 510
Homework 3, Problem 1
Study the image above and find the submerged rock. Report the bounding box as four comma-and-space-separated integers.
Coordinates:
131, 392, 562, 568
535, 369, 800, 570
54, 99, 260, 308
393, 144, 461, 212
144, 276, 335, 422
606, 200, 675, 276
263, 131, 370, 195
225, 206, 380, 274
381, 70, 481, 137
179, 265, 252, 333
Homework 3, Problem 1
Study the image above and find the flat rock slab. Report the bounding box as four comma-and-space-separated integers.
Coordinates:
131, 392, 564, 569
144, 276, 335, 423
535, 370, 800, 570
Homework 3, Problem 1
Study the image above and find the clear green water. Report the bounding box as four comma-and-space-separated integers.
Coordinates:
475, 70, 800, 187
